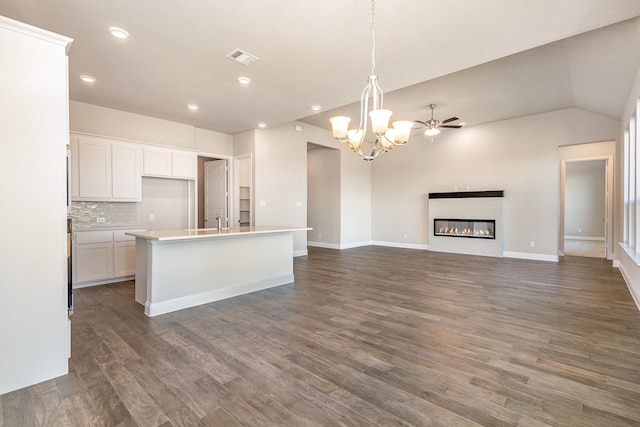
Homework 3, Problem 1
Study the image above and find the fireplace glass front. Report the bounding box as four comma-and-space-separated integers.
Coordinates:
434, 218, 495, 239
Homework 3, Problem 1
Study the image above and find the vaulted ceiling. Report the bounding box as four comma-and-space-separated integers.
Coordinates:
2, 1, 640, 135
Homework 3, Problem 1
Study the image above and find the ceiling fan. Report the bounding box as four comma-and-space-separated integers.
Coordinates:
414, 104, 463, 136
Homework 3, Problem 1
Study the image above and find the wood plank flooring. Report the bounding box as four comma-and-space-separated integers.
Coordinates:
2, 246, 640, 426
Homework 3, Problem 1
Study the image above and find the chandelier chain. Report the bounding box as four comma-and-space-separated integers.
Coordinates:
370, 0, 376, 76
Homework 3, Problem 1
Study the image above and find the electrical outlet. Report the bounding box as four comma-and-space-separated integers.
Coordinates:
404, 233, 408, 239
578, 228, 582, 233
96, 217, 106, 223
149, 214, 155, 221
529, 240, 535, 247
318, 232, 322, 239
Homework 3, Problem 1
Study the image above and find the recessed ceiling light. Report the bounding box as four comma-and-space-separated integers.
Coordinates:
108, 27, 129, 39
310, 105, 322, 111
80, 75, 96, 83
257, 123, 267, 128
187, 104, 199, 111
238, 77, 251, 85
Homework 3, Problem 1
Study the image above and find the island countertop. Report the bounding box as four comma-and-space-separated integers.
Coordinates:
126, 226, 310, 242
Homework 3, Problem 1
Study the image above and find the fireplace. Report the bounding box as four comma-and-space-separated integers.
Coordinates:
434, 218, 495, 239
428, 190, 504, 257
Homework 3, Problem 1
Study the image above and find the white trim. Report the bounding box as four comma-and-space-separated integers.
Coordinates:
307, 241, 342, 250
616, 246, 640, 312
371, 241, 429, 251
145, 273, 294, 317
293, 249, 308, 257
564, 236, 605, 241
73, 276, 134, 289
340, 240, 373, 250
0, 15, 73, 52
503, 251, 559, 262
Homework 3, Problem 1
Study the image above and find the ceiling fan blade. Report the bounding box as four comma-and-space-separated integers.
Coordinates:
440, 125, 462, 129
413, 120, 427, 128
440, 117, 459, 124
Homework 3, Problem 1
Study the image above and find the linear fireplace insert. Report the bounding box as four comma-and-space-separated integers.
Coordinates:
434, 218, 495, 239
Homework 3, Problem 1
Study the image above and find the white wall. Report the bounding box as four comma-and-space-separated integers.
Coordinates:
565, 160, 606, 238
371, 108, 619, 260
0, 17, 71, 394
307, 146, 341, 246
138, 178, 190, 230
340, 145, 372, 247
253, 123, 312, 255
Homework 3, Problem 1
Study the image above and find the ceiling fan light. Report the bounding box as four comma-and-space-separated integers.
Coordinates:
425, 127, 440, 137
330, 116, 351, 141
369, 109, 392, 136
392, 120, 414, 143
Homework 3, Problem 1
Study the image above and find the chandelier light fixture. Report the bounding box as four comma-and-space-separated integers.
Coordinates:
329, 0, 413, 161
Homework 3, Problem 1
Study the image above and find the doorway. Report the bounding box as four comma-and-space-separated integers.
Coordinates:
197, 156, 229, 229
563, 159, 607, 258
233, 154, 252, 227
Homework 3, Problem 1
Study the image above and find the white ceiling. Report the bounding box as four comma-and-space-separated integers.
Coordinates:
2, 0, 640, 135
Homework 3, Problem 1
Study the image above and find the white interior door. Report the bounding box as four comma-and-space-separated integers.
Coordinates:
204, 160, 228, 228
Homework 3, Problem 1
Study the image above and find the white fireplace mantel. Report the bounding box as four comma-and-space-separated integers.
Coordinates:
427, 191, 505, 257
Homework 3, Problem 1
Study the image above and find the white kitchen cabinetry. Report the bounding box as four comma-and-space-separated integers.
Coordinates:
73, 230, 114, 284
112, 142, 143, 199
73, 229, 145, 287
71, 134, 142, 201
113, 231, 137, 277
143, 147, 197, 180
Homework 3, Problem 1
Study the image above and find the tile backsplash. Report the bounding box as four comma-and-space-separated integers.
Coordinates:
69, 202, 138, 229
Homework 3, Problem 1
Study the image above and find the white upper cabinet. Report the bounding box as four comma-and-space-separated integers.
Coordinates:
112, 142, 142, 199
71, 133, 142, 201
143, 147, 172, 177
143, 146, 196, 180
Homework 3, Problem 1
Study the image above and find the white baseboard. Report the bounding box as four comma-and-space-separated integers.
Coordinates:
73, 275, 134, 289
145, 273, 294, 317
308, 240, 373, 250
307, 241, 342, 250
564, 236, 605, 241
371, 241, 429, 251
503, 251, 559, 262
293, 249, 308, 257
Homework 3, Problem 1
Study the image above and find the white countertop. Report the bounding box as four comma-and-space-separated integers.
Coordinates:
126, 226, 310, 241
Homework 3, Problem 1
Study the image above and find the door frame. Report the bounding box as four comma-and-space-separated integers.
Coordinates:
204, 158, 229, 228
233, 153, 253, 227
196, 151, 233, 229
559, 155, 613, 259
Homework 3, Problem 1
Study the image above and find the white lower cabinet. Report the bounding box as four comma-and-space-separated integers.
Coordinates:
75, 242, 113, 283
114, 232, 137, 277
73, 229, 145, 287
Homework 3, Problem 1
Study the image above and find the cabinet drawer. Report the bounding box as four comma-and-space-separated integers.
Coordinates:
75, 230, 113, 244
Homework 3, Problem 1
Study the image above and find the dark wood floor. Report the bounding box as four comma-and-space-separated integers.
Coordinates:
2, 246, 640, 426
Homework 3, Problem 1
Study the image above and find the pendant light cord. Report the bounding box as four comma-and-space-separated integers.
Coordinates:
370, 0, 376, 76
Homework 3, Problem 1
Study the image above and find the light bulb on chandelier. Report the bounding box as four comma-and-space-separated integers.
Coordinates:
329, 0, 413, 161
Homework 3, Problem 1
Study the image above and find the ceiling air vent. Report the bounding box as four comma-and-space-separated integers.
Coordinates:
225, 48, 260, 66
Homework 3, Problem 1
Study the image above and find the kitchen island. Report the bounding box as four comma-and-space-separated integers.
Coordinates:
126, 226, 308, 317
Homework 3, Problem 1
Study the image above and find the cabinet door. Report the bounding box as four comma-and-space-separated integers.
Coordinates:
172, 150, 197, 179
73, 242, 113, 284
114, 241, 136, 277
112, 142, 142, 200
143, 147, 172, 177
77, 137, 112, 199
